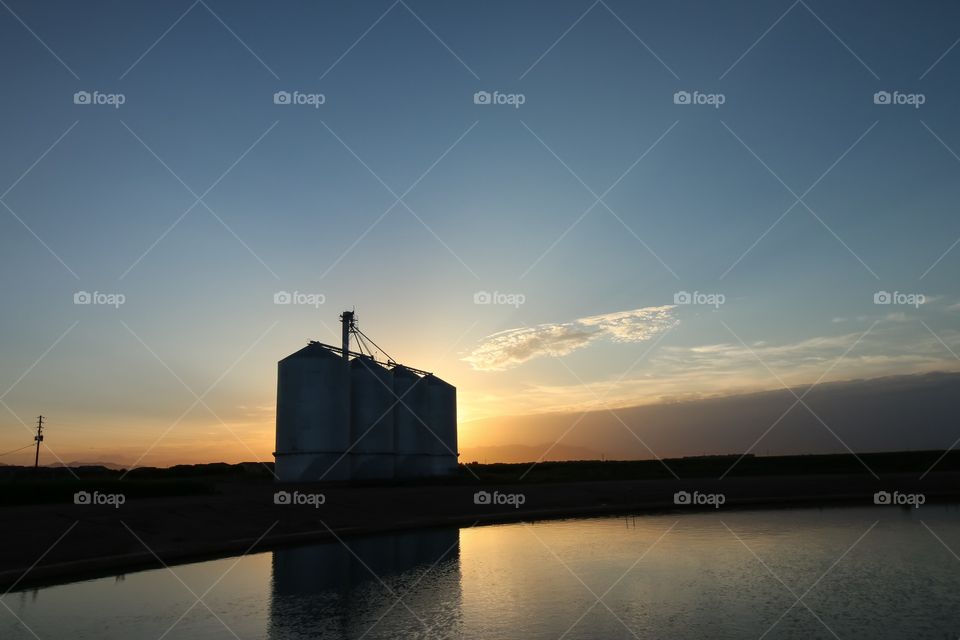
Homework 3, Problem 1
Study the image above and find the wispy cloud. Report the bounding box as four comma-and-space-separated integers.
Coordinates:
461, 321, 960, 419
464, 306, 678, 371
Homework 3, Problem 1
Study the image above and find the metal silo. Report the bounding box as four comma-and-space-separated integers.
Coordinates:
392, 365, 429, 478
349, 355, 395, 480
423, 374, 458, 475
274, 342, 350, 482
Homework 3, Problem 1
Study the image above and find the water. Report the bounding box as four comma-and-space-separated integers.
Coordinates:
4, 505, 960, 639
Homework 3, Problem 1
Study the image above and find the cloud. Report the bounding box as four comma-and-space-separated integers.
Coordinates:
461, 322, 960, 419
464, 306, 678, 371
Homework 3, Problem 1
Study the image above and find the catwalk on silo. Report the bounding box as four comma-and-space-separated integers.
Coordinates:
273, 311, 458, 482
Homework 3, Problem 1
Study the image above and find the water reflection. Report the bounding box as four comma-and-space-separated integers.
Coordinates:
268, 527, 461, 639
3, 507, 960, 639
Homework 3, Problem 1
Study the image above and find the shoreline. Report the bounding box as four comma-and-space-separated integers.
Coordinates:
4, 471, 957, 591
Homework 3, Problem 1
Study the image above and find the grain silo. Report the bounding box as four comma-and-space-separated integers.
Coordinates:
349, 355, 395, 479
423, 374, 458, 475
274, 310, 457, 481
274, 342, 351, 482
392, 365, 429, 478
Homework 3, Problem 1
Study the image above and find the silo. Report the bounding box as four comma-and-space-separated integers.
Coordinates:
423, 374, 458, 475
349, 355, 395, 480
274, 342, 350, 482
392, 365, 429, 478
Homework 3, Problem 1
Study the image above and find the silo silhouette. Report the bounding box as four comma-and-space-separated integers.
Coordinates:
423, 374, 458, 474
274, 312, 458, 482
349, 355, 395, 480
392, 365, 429, 478
274, 343, 350, 481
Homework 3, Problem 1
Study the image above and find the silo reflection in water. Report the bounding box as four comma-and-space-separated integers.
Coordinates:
268, 528, 462, 639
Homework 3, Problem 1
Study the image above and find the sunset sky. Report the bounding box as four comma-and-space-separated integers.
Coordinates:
2, 0, 960, 467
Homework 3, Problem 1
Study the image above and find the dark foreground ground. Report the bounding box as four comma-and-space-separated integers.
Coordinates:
2, 451, 959, 590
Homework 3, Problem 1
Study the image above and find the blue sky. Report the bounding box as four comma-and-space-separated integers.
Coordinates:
1, 0, 959, 464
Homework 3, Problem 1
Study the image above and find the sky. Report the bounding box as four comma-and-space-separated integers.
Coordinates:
1, 0, 959, 467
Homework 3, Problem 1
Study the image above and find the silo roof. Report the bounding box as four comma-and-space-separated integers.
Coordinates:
423, 373, 454, 389
280, 342, 342, 362
350, 354, 389, 371
392, 364, 421, 379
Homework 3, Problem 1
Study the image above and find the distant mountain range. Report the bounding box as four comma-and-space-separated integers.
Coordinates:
47, 461, 129, 470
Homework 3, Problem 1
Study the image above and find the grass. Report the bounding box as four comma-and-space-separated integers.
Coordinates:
0, 479, 214, 506
461, 450, 960, 483
1, 450, 956, 503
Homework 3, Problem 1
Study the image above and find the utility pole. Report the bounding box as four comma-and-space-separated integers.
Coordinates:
34, 415, 44, 470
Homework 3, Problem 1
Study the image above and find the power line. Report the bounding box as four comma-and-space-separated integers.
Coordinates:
0, 443, 34, 457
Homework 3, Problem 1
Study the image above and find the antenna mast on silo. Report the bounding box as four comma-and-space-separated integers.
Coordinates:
340, 311, 355, 360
